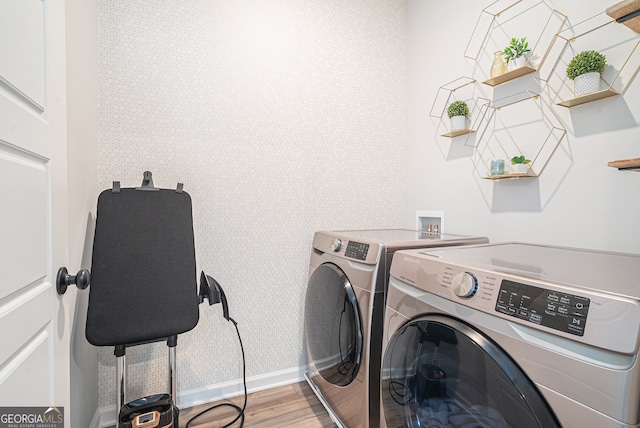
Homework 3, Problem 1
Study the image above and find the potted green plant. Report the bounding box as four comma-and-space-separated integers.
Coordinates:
511, 155, 531, 175
566, 50, 606, 96
447, 100, 469, 131
502, 37, 531, 69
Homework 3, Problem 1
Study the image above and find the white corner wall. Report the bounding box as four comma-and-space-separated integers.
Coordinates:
66, 0, 99, 427
406, 0, 640, 254
97, 0, 406, 414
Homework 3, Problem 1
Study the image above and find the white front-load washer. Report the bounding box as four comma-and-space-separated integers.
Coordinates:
304, 229, 488, 428
381, 242, 640, 428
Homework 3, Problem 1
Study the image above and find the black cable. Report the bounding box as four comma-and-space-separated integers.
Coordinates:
337, 296, 350, 375
386, 329, 413, 406
389, 380, 413, 405
185, 318, 247, 428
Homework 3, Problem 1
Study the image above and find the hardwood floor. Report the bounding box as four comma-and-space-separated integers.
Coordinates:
111, 381, 336, 428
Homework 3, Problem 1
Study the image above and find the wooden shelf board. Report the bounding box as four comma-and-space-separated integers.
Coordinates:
557, 89, 620, 107
482, 173, 538, 180
606, 0, 640, 34
441, 129, 476, 138
482, 66, 536, 87
608, 157, 640, 172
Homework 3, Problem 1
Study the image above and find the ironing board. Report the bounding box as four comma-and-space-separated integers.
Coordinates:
86, 173, 200, 428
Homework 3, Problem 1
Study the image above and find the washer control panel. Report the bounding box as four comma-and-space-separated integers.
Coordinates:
390, 247, 640, 354
495, 280, 590, 336
443, 266, 591, 336
344, 241, 370, 261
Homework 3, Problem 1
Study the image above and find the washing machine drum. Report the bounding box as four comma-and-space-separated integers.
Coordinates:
381, 315, 560, 428
304, 263, 363, 387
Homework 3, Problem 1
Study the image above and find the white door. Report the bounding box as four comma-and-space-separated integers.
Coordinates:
0, 0, 70, 422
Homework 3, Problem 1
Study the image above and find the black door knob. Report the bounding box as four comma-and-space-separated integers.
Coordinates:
56, 267, 91, 295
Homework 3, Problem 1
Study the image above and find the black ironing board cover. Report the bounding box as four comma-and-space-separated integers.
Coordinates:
86, 187, 199, 346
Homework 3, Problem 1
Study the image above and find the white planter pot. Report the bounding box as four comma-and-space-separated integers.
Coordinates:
512, 164, 530, 175
574, 72, 600, 96
450, 115, 467, 131
509, 56, 526, 70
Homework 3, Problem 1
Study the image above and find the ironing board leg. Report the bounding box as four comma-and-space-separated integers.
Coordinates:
168, 336, 178, 428
115, 351, 126, 428
169, 345, 176, 402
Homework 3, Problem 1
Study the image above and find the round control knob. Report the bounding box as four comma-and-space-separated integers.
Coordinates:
331, 239, 342, 252
452, 272, 478, 299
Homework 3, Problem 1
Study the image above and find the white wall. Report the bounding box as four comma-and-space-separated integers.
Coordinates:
66, 0, 99, 427
406, 0, 640, 254
97, 0, 406, 413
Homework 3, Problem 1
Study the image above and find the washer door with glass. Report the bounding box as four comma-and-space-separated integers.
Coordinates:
305, 262, 363, 387
381, 315, 560, 428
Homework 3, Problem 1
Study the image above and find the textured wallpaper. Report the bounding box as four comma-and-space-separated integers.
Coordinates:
97, 0, 406, 407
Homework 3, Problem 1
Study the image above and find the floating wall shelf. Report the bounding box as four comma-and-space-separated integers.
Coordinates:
441, 129, 476, 138
608, 157, 640, 171
607, 0, 640, 34
556, 89, 619, 107
464, 0, 567, 85
482, 66, 537, 86
468, 91, 566, 180
536, 12, 640, 107
484, 174, 537, 180
429, 77, 488, 139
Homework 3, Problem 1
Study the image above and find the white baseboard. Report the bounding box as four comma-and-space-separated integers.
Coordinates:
89, 408, 101, 428
98, 365, 308, 427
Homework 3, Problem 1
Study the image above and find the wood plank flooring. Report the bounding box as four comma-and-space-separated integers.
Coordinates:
111, 381, 336, 428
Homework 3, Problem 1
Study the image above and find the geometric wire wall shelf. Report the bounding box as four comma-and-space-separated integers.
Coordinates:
430, 77, 489, 138
464, 0, 567, 86
536, 12, 640, 107
467, 90, 566, 179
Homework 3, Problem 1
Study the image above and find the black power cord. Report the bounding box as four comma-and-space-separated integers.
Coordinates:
185, 317, 247, 428
187, 273, 248, 428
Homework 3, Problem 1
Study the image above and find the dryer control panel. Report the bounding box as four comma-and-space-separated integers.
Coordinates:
495, 280, 590, 336
312, 232, 382, 265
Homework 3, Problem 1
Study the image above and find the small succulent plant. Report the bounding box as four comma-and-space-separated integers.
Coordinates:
447, 100, 469, 118
502, 37, 531, 64
511, 155, 531, 165
566, 50, 606, 80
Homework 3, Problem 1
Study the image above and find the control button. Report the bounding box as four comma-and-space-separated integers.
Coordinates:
572, 310, 587, 318
331, 239, 342, 252
572, 304, 587, 317
452, 272, 478, 299
568, 317, 585, 333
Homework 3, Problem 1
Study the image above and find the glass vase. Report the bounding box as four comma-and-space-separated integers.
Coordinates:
490, 51, 506, 78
